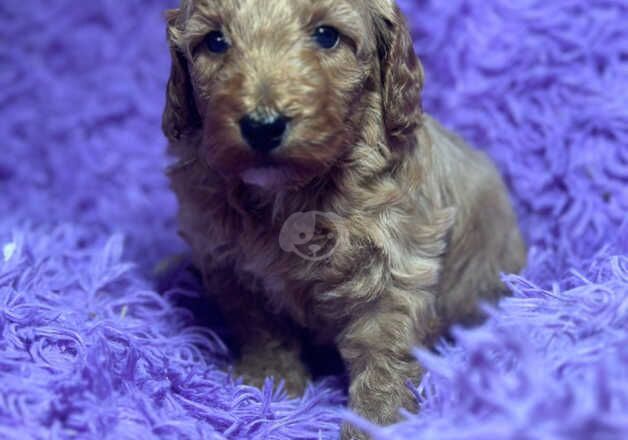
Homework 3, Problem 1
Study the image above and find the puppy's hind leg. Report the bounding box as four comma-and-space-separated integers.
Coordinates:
438, 183, 527, 328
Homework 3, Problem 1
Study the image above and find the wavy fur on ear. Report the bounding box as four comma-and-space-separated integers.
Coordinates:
372, 0, 425, 151
162, 9, 200, 142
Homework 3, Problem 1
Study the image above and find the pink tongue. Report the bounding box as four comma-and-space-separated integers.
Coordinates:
240, 167, 288, 189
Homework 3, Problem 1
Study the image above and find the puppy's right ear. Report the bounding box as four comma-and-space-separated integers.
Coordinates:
162, 9, 200, 142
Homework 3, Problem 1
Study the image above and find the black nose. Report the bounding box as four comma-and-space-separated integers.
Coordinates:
239, 114, 288, 153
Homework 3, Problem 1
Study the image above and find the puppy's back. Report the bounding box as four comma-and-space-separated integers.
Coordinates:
419, 115, 527, 327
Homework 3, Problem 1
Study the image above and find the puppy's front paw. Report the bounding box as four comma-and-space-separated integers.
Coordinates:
234, 345, 310, 397
341, 422, 370, 440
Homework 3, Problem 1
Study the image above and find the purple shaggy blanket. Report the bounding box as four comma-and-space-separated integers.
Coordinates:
1, 1, 627, 439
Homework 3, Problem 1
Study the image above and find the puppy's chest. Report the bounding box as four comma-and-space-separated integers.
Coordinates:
171, 169, 335, 325
202, 216, 327, 325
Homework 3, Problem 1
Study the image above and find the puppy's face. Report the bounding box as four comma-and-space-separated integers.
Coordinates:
164, 0, 423, 190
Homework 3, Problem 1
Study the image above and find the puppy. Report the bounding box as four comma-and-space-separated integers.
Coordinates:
162, 0, 527, 438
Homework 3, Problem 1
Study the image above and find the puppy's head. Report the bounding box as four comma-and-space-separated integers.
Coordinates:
163, 0, 423, 191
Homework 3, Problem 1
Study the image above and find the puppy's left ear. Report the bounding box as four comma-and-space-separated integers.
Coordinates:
373, 1, 424, 150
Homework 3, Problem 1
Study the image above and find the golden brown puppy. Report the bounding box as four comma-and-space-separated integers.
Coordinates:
162, 0, 526, 438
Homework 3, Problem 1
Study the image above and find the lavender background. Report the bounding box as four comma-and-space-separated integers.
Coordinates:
1, 0, 627, 439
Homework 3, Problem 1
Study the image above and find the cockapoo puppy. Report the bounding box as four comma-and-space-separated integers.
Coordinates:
162, 0, 526, 438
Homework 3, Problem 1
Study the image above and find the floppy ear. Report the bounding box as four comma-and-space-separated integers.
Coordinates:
162, 9, 201, 142
373, 1, 424, 150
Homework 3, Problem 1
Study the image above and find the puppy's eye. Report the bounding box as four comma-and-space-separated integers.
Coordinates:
205, 31, 229, 53
313, 26, 340, 50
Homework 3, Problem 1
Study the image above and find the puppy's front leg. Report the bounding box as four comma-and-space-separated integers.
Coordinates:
338, 295, 435, 440
202, 266, 310, 396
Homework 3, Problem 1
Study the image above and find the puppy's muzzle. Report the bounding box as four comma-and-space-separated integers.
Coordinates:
239, 113, 289, 153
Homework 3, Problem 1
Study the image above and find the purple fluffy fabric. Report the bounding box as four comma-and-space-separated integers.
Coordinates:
0, 1, 626, 439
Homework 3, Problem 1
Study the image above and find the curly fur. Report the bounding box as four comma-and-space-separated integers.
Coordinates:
162, 1, 526, 438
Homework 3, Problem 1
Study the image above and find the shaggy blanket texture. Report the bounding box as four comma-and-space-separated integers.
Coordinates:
1, 0, 627, 439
